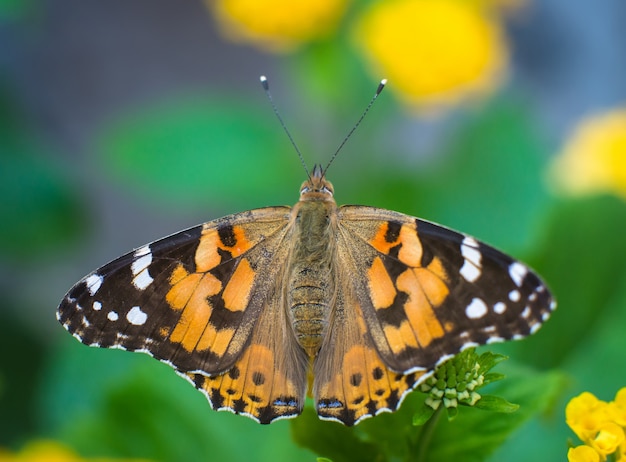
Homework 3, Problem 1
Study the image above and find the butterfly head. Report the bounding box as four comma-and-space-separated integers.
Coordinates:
300, 164, 334, 202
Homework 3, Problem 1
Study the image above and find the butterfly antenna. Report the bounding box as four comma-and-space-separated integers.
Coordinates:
323, 79, 387, 175
260, 75, 311, 180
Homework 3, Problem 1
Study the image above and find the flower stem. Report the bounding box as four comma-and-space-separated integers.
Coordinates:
412, 407, 442, 462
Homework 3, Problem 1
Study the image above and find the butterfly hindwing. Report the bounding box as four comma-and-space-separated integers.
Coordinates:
313, 283, 428, 425
185, 274, 309, 423
337, 206, 555, 374
57, 207, 292, 375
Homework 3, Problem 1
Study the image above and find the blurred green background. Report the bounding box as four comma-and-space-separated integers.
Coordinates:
1, 0, 625, 461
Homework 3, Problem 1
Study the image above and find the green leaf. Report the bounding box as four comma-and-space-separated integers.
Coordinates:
473, 395, 519, 413
291, 405, 384, 462
404, 99, 551, 253
501, 195, 626, 369
412, 406, 436, 426
98, 93, 300, 211
43, 341, 311, 462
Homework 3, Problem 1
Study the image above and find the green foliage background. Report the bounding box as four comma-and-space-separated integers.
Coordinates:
1, 1, 625, 461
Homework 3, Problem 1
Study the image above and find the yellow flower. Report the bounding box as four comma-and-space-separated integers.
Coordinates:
568, 445, 601, 462
609, 387, 626, 427
550, 108, 626, 199
208, 0, 349, 51
354, 0, 507, 111
590, 422, 625, 457
0, 440, 151, 462
566, 389, 626, 461
566, 391, 611, 442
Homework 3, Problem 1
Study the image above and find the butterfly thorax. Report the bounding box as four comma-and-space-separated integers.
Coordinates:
288, 167, 337, 358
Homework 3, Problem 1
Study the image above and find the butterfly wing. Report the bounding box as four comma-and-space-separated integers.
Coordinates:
336, 206, 556, 374
57, 206, 295, 376
185, 278, 309, 423
313, 281, 428, 426
313, 205, 555, 425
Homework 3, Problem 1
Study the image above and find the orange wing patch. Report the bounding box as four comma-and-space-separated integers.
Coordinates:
314, 291, 428, 426
368, 222, 451, 353
185, 342, 303, 424
337, 212, 456, 373
163, 224, 268, 358
162, 217, 291, 371
367, 257, 396, 308
316, 343, 426, 425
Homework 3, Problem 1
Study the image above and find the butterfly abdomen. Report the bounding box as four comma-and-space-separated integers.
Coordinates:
288, 201, 336, 358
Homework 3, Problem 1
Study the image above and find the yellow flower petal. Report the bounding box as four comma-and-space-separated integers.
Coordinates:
608, 387, 626, 427
550, 108, 626, 199
568, 445, 601, 462
0, 440, 151, 462
590, 422, 625, 456
355, 0, 507, 111
566, 392, 611, 443
208, 0, 349, 51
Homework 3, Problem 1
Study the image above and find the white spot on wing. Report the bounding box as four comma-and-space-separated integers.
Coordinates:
508, 290, 521, 302
466, 298, 488, 319
460, 237, 482, 282
131, 251, 152, 276
133, 269, 154, 290
509, 262, 528, 287
93, 301, 102, 311
460, 261, 481, 282
127, 306, 148, 326
493, 302, 507, 314
131, 250, 154, 290
86, 274, 103, 296
107, 311, 119, 321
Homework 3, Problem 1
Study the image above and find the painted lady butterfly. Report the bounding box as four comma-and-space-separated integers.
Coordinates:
57, 79, 555, 426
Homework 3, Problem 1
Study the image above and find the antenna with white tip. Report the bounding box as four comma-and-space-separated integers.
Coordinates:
260, 75, 310, 179
260, 76, 387, 178
323, 78, 387, 175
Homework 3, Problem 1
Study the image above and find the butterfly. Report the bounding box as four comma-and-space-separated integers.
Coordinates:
57, 79, 555, 426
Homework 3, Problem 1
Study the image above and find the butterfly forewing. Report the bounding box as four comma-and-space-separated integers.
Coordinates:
57, 207, 293, 375
337, 206, 555, 374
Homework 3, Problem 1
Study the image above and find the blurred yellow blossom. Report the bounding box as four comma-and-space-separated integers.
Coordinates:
550, 108, 626, 199
566, 388, 626, 462
568, 445, 601, 462
354, 0, 508, 111
208, 0, 349, 51
0, 440, 151, 462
